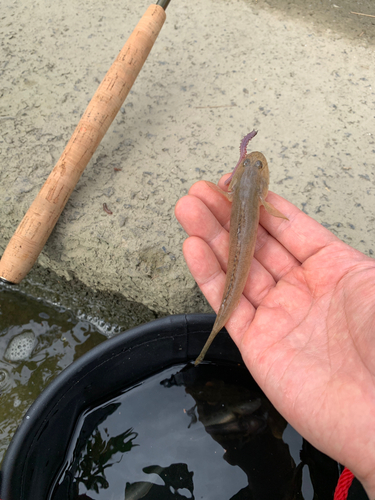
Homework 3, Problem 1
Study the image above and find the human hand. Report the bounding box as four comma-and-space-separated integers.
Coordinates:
175, 176, 375, 498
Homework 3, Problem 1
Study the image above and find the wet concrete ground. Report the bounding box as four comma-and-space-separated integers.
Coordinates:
0, 288, 110, 465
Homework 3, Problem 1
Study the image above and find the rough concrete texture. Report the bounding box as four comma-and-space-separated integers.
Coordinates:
1, 0, 374, 318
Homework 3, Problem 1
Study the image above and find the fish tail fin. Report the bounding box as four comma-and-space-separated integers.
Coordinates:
194, 320, 224, 366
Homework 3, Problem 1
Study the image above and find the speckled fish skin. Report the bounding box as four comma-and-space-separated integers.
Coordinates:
195, 152, 288, 365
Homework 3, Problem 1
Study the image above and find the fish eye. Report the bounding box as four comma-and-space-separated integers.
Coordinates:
243, 159, 251, 167
254, 160, 263, 169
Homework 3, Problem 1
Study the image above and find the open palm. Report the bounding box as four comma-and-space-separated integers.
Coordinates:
175, 177, 375, 496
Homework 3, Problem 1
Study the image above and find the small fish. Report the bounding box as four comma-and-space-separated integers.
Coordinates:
186, 378, 264, 435
125, 481, 154, 500
185, 378, 280, 441
195, 133, 288, 365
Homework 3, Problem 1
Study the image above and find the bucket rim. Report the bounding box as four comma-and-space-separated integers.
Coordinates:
2, 313, 240, 499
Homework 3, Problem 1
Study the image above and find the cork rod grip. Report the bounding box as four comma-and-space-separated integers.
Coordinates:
0, 4, 166, 284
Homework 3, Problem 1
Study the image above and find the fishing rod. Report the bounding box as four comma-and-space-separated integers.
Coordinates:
0, 0, 171, 285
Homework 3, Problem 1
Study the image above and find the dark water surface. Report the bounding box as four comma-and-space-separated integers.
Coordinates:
51, 363, 339, 500
0, 287, 108, 465
1, 290, 341, 500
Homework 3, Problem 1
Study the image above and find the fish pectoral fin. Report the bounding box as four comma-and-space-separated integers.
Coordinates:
204, 181, 233, 202
261, 199, 289, 220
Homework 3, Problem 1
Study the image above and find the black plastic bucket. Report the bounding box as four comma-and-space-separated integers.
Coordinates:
2, 313, 357, 500
1, 314, 245, 499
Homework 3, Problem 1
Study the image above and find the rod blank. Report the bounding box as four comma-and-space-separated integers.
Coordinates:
157, 0, 171, 10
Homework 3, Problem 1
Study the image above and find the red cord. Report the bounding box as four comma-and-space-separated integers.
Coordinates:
334, 467, 355, 500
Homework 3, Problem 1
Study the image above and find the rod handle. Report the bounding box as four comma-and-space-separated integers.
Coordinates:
0, 4, 166, 284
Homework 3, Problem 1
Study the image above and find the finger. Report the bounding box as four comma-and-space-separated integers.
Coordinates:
176, 194, 278, 308
188, 180, 231, 230
187, 179, 302, 282
217, 174, 340, 262
175, 194, 230, 271
255, 223, 301, 281
255, 190, 340, 263
182, 236, 256, 346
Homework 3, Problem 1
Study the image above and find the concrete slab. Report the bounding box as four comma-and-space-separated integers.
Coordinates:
0, 0, 374, 318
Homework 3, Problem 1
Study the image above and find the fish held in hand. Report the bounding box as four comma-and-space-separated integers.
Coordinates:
195, 136, 288, 365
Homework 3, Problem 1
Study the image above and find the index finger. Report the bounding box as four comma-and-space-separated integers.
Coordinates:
216, 176, 340, 264
261, 192, 340, 263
